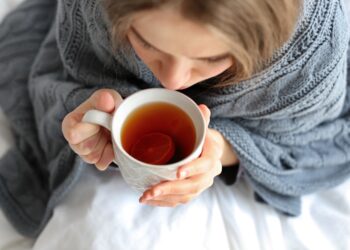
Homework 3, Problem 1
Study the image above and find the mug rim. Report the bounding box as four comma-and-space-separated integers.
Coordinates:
111, 88, 206, 169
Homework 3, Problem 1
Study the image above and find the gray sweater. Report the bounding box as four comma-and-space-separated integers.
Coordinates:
0, 0, 350, 238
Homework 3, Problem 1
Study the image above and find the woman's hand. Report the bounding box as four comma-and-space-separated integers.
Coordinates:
139, 105, 225, 207
62, 89, 123, 170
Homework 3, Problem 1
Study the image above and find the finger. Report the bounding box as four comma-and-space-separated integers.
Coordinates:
95, 142, 115, 171
62, 112, 98, 144
198, 104, 211, 127
140, 194, 195, 205
80, 130, 109, 164
177, 156, 221, 179
67, 122, 102, 146
69, 129, 102, 156
75, 89, 122, 119
141, 200, 178, 208
142, 175, 212, 199
175, 131, 223, 179
62, 89, 122, 140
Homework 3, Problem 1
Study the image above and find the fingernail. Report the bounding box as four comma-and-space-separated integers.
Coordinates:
179, 170, 187, 179
96, 165, 107, 171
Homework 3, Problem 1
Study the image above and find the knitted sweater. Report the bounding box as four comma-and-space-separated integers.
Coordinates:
0, 0, 349, 238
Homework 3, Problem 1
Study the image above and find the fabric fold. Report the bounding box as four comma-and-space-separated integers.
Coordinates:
0, 0, 349, 238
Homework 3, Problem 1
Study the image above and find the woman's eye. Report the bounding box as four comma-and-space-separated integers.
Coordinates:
202, 55, 231, 65
140, 39, 153, 50
135, 35, 154, 50
203, 58, 226, 64
131, 28, 155, 51
204, 59, 222, 64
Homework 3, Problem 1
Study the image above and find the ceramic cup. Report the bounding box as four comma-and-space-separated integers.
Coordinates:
82, 88, 206, 192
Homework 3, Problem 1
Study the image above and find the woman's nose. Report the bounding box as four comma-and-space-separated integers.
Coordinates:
157, 58, 191, 90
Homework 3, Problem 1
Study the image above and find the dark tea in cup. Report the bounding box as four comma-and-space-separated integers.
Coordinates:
121, 102, 196, 165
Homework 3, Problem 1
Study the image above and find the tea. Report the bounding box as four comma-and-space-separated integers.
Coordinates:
121, 102, 196, 165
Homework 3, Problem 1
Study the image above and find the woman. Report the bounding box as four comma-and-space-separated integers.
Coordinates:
0, 0, 349, 238
61, 0, 301, 207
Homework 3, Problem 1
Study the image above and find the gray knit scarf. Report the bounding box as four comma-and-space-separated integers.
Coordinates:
0, 0, 349, 238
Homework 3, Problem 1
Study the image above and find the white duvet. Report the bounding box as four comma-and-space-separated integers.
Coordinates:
0, 1, 350, 249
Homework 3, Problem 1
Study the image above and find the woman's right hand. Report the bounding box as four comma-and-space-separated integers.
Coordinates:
62, 89, 123, 170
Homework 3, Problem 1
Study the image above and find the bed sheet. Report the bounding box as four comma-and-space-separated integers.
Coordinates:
1, 105, 349, 250
0, 1, 350, 249
0, 0, 23, 22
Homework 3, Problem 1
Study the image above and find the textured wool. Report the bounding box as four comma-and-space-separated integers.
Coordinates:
0, 0, 349, 238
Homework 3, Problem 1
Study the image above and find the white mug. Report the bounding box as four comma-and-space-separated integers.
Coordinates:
82, 88, 206, 192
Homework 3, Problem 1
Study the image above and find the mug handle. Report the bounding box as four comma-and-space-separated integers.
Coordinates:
82, 110, 119, 168
82, 110, 112, 131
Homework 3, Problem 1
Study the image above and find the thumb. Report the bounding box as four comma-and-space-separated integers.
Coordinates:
76, 89, 123, 115
198, 104, 211, 127
94, 89, 123, 113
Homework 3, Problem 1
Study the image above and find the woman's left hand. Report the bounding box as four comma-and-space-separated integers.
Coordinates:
139, 105, 224, 207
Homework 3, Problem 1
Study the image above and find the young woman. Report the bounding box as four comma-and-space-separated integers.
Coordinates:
61, 0, 301, 208
0, 0, 349, 237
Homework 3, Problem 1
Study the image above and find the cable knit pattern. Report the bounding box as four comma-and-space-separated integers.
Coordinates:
0, 0, 349, 237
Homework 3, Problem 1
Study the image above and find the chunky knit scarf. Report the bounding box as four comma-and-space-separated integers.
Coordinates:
0, 0, 349, 237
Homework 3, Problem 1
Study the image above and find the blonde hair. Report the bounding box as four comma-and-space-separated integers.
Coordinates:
103, 0, 301, 86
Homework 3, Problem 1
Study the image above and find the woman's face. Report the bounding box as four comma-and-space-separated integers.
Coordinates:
126, 7, 234, 90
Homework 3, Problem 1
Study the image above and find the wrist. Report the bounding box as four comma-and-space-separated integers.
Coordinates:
209, 129, 239, 167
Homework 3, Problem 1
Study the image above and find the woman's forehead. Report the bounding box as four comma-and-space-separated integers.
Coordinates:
130, 7, 231, 58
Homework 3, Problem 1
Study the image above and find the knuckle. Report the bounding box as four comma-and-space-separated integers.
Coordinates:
84, 151, 101, 164
82, 135, 100, 153
66, 129, 78, 144
75, 142, 92, 156
74, 136, 99, 155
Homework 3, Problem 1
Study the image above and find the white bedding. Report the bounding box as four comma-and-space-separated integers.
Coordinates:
0, 1, 350, 249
